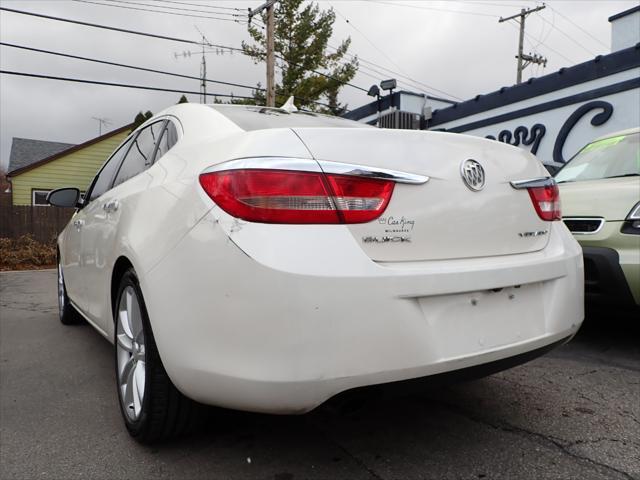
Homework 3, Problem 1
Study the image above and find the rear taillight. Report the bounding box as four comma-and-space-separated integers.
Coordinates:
527, 183, 561, 221
510, 177, 561, 221
199, 169, 394, 224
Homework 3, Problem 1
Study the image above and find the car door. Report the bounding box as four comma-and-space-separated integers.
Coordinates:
64, 137, 134, 315
59, 211, 83, 309
80, 121, 166, 329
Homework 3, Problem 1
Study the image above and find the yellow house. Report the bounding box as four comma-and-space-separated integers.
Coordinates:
8, 124, 133, 206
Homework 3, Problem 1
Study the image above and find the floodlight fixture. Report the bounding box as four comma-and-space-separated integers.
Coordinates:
380, 79, 397, 92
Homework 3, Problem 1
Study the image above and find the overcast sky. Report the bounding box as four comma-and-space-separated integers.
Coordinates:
1, 0, 638, 171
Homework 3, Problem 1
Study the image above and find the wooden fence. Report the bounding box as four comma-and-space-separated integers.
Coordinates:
0, 204, 75, 243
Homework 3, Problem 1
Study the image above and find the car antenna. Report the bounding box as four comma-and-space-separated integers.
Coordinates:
280, 96, 298, 113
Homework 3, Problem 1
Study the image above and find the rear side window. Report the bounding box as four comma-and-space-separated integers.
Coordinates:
89, 136, 134, 201
154, 121, 179, 161
113, 121, 165, 187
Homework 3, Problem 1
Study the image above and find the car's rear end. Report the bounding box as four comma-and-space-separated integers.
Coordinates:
144, 110, 584, 414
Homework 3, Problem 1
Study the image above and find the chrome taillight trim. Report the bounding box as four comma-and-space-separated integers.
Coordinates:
562, 217, 605, 235
317, 160, 429, 184
202, 157, 323, 174
510, 177, 556, 189
202, 157, 429, 185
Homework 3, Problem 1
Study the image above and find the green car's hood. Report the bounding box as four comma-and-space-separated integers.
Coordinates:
558, 177, 640, 221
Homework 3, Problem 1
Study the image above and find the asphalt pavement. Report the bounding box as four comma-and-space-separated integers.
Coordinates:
1, 269, 639, 480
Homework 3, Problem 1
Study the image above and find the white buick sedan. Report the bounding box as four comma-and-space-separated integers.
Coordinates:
48, 103, 584, 443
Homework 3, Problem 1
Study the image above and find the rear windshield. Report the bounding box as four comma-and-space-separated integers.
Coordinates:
555, 132, 640, 183
208, 105, 369, 131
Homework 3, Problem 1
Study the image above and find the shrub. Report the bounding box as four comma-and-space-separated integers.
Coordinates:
0, 235, 57, 270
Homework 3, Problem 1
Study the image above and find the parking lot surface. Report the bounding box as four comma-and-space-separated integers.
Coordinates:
1, 269, 639, 480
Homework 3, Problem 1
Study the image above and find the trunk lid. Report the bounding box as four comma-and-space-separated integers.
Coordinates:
293, 128, 551, 262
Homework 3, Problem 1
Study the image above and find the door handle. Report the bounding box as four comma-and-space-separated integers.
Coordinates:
73, 219, 84, 230
102, 200, 119, 213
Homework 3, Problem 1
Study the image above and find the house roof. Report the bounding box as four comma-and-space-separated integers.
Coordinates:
7, 123, 134, 178
8, 138, 75, 174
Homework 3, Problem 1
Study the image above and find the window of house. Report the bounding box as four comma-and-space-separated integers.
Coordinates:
32, 189, 51, 206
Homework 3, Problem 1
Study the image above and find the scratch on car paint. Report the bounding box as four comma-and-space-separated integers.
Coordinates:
230, 219, 244, 233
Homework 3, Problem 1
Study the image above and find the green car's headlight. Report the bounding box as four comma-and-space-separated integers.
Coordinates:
621, 201, 640, 235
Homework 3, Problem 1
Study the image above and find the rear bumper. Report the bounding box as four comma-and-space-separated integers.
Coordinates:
142, 218, 584, 414
330, 334, 574, 403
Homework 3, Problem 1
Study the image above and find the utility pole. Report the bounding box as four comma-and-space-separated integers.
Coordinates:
499, 4, 547, 84
249, 0, 277, 106
200, 34, 207, 104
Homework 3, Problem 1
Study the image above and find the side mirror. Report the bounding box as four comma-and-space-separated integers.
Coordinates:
47, 188, 81, 208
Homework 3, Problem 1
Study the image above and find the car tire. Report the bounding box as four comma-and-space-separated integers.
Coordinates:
114, 268, 201, 443
57, 254, 83, 325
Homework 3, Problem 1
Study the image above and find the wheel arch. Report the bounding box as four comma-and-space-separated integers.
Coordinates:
111, 256, 135, 321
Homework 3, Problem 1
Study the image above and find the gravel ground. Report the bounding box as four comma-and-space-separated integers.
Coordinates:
1, 269, 638, 480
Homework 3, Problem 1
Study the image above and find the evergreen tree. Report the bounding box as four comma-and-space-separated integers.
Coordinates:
242, 0, 357, 114
132, 110, 153, 129
177, 95, 189, 104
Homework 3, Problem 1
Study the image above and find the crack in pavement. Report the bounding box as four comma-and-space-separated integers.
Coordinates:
304, 416, 385, 480
550, 352, 640, 374
0, 302, 57, 313
565, 437, 640, 450
423, 397, 637, 480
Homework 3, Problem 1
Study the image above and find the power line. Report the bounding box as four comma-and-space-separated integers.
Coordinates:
0, 6, 204, 46
328, 43, 461, 101
154, 0, 241, 11
246, 4, 454, 99
105, 0, 240, 16
531, 8, 554, 50
0, 42, 260, 92
0, 42, 338, 110
0, 70, 259, 100
327, 2, 459, 101
534, 11, 599, 56
505, 19, 576, 66
453, 0, 536, 8
521, 25, 576, 64
369, 0, 498, 18
246, 2, 369, 98
0, 6, 369, 94
499, 5, 547, 83
71, 0, 246, 23
546, 4, 609, 50
248, 0, 277, 107
330, 4, 404, 75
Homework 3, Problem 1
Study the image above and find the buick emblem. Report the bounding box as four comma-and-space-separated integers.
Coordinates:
460, 159, 485, 191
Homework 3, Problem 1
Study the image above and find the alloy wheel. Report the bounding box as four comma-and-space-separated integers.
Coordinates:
116, 286, 146, 421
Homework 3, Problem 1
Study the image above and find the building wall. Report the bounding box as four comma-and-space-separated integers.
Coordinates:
11, 130, 129, 205
611, 9, 640, 52
431, 66, 640, 166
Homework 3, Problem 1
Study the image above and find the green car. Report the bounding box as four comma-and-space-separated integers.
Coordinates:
556, 128, 640, 309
